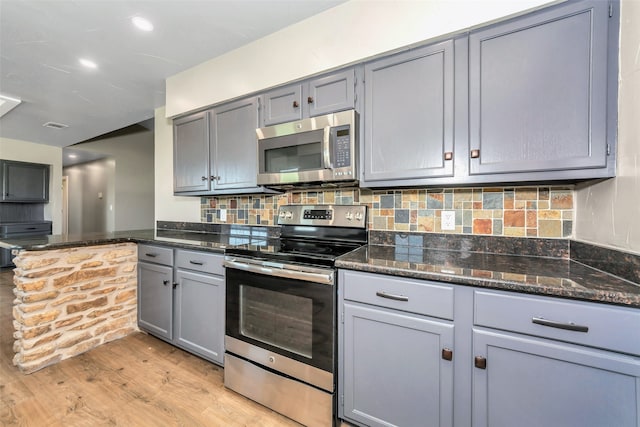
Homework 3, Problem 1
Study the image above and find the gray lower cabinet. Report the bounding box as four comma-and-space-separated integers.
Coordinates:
471, 289, 640, 427
362, 39, 457, 186
262, 68, 356, 126
468, 0, 617, 180
137, 244, 225, 365
173, 96, 263, 195
138, 259, 174, 340
339, 270, 455, 427
0, 159, 50, 202
339, 271, 640, 427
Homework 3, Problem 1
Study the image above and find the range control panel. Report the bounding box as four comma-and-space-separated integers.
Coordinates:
277, 205, 367, 228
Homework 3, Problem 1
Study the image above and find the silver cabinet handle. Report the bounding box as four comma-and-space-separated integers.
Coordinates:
532, 317, 589, 333
376, 291, 409, 302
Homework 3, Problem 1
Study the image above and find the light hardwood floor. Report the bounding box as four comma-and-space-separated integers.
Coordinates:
0, 267, 303, 426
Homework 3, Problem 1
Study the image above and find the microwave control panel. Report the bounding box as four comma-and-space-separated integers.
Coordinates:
333, 126, 351, 168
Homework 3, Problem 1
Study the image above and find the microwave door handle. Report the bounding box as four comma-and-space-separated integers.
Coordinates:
323, 126, 332, 169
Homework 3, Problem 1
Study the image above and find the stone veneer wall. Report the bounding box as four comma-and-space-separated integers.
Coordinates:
201, 186, 574, 238
12, 243, 138, 374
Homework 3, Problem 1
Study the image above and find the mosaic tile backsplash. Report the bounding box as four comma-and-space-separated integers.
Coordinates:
201, 186, 574, 238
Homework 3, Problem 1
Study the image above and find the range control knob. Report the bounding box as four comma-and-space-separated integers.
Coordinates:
345, 211, 354, 221
279, 211, 286, 219
355, 212, 363, 222
284, 211, 293, 219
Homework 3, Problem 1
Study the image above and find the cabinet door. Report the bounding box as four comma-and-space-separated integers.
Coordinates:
472, 328, 640, 427
469, 0, 611, 176
307, 69, 355, 117
210, 96, 260, 190
262, 84, 303, 126
342, 302, 454, 427
174, 269, 225, 364
137, 261, 173, 340
1, 160, 49, 202
363, 40, 455, 185
173, 111, 211, 193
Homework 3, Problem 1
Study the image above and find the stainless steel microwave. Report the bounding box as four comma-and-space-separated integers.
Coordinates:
256, 109, 358, 187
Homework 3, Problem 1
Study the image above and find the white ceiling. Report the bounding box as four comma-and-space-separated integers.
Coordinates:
0, 0, 345, 148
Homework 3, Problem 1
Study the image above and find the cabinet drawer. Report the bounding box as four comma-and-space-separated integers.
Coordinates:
175, 249, 224, 276
342, 270, 454, 320
474, 290, 640, 356
138, 244, 173, 266
1, 222, 51, 235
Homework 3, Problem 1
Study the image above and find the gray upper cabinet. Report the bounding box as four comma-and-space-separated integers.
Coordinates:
362, 40, 456, 186
262, 68, 356, 126
262, 84, 303, 126
210, 96, 261, 191
469, 0, 616, 179
173, 96, 264, 195
173, 111, 211, 193
0, 160, 50, 203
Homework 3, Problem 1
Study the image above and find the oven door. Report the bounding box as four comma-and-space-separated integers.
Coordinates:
224, 257, 335, 391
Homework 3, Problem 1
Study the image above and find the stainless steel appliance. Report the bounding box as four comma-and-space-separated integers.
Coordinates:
223, 204, 367, 427
256, 110, 358, 188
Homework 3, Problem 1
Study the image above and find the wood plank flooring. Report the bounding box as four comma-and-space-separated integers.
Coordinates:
0, 267, 303, 426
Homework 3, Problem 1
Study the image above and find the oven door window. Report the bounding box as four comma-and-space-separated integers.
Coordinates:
226, 267, 334, 373
240, 286, 313, 358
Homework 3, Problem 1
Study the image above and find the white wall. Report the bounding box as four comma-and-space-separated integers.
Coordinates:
0, 137, 63, 233
66, 127, 155, 231
154, 106, 200, 223
575, 0, 640, 254
64, 158, 114, 234
166, 0, 558, 117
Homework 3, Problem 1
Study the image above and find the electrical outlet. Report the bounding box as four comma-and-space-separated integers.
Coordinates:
441, 210, 455, 231
220, 209, 227, 221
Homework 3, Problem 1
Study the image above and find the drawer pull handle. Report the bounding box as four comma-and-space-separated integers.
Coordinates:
474, 356, 487, 369
532, 317, 589, 333
189, 260, 204, 266
145, 253, 158, 257
375, 291, 408, 302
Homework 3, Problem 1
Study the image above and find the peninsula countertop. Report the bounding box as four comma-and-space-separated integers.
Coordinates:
0, 228, 268, 254
335, 245, 640, 308
3, 228, 638, 308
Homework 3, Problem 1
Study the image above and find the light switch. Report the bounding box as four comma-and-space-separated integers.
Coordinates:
220, 209, 227, 221
441, 210, 455, 231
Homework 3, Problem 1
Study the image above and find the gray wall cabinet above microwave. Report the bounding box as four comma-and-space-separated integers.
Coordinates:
173, 96, 272, 196
0, 160, 50, 203
262, 68, 357, 126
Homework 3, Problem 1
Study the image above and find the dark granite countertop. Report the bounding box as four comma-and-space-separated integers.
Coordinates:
0, 229, 269, 254
3, 227, 639, 308
335, 245, 640, 308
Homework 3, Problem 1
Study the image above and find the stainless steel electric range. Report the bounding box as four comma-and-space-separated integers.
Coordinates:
223, 204, 367, 427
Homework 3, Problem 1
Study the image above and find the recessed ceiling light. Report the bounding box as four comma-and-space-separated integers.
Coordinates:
68, 154, 77, 159
79, 58, 97, 69
132, 16, 154, 32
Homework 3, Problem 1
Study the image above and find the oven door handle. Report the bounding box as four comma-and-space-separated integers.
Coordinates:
224, 259, 334, 285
